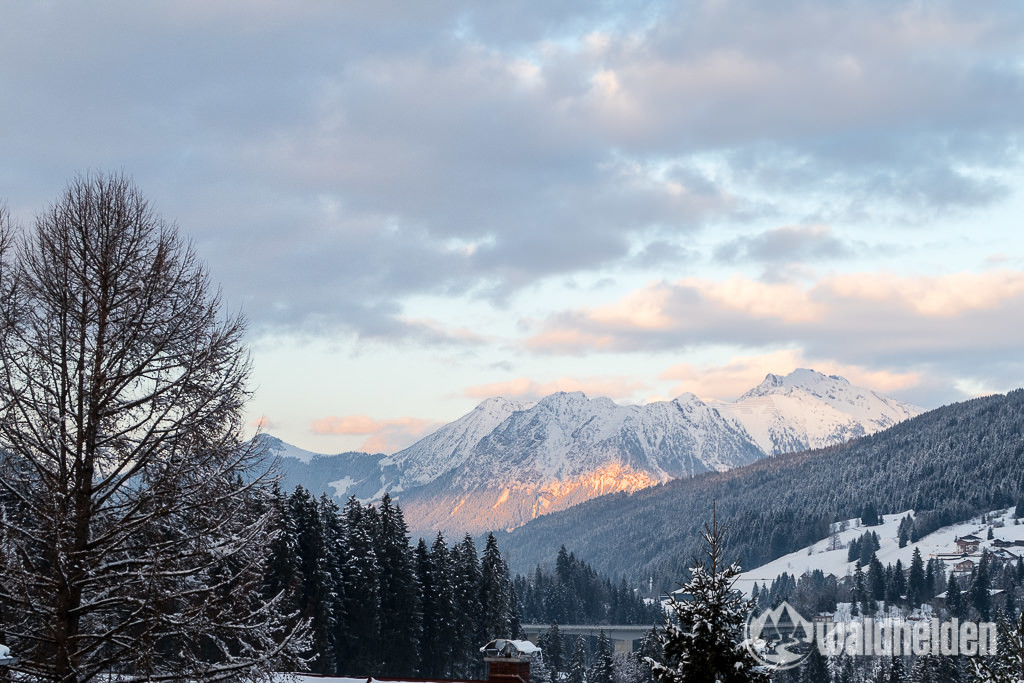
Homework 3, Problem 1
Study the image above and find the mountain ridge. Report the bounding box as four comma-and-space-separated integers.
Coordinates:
494, 388, 1024, 590
272, 368, 921, 535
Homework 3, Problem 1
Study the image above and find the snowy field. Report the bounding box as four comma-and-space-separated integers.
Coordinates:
277, 676, 369, 683
735, 507, 1024, 596
279, 677, 481, 683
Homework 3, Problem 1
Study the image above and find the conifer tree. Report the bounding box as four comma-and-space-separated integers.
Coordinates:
888, 656, 905, 683
568, 635, 588, 683
480, 532, 515, 641
319, 495, 348, 674
889, 559, 907, 607
972, 551, 992, 621
416, 538, 439, 677
798, 643, 828, 683
375, 494, 421, 677
631, 629, 661, 683
647, 506, 767, 683
869, 556, 886, 603
543, 622, 565, 682
851, 561, 865, 617
429, 533, 458, 677
289, 487, 334, 672
861, 502, 880, 526
971, 608, 1024, 682
339, 496, 380, 673
590, 631, 615, 683
908, 548, 926, 608
946, 572, 963, 620
453, 534, 482, 678
263, 484, 301, 621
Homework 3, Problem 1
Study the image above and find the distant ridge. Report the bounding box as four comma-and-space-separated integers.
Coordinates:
274, 369, 921, 535
494, 388, 1024, 590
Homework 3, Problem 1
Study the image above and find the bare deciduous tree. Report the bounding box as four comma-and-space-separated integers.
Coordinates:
0, 175, 307, 682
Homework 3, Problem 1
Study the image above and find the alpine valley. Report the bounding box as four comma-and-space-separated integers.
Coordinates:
274, 369, 920, 535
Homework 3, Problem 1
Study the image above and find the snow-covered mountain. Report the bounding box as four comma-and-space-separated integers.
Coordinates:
275, 369, 922, 535
387, 396, 532, 489
712, 369, 920, 455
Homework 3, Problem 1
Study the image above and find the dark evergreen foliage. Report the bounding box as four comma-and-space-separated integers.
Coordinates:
589, 631, 615, 683
272, 487, 656, 679
499, 390, 1024, 590
515, 546, 661, 625
648, 510, 767, 683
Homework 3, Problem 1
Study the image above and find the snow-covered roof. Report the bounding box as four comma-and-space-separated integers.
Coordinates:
480, 639, 542, 656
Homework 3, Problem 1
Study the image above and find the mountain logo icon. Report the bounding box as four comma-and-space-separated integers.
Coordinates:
744, 601, 816, 670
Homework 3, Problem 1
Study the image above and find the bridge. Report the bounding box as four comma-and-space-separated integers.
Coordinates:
520, 624, 651, 654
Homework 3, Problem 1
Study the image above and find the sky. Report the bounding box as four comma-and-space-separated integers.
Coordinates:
1, 1, 1023, 454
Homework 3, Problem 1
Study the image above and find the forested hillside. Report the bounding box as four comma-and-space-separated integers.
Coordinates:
272, 487, 657, 679
498, 390, 1024, 591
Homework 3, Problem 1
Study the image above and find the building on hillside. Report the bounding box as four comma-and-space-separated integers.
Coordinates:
956, 535, 981, 554
953, 558, 975, 576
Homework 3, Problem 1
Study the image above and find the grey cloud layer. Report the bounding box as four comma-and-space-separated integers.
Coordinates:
526, 274, 1024, 405
1, 1, 1021, 340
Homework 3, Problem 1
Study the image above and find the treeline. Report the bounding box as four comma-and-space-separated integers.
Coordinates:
760, 543, 1024, 681
270, 486, 658, 679
533, 625, 662, 683
268, 486, 521, 678
499, 389, 1024, 591
515, 546, 663, 625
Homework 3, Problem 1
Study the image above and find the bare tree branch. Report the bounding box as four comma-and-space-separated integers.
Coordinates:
0, 174, 309, 682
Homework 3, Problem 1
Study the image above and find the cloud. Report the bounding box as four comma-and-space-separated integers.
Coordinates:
714, 224, 855, 265
827, 271, 1024, 317
464, 375, 649, 403
1, 0, 1022, 346
309, 415, 442, 454
659, 350, 922, 402
250, 415, 276, 430
524, 270, 1024, 388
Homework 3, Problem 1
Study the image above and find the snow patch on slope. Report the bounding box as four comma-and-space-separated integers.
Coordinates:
737, 507, 1022, 597
261, 435, 321, 464
714, 369, 921, 455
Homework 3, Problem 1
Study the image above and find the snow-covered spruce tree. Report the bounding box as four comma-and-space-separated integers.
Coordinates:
590, 630, 615, 683
542, 622, 565, 682
427, 532, 458, 678
647, 506, 768, 683
568, 635, 588, 683
375, 494, 422, 677
339, 495, 380, 674
971, 609, 1024, 682
453, 534, 483, 678
480, 532, 516, 641
0, 175, 307, 681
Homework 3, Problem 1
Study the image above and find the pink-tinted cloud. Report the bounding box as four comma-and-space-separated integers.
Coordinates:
827, 271, 1024, 317
660, 350, 922, 402
250, 415, 276, 431
525, 270, 1024, 357
310, 415, 442, 454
